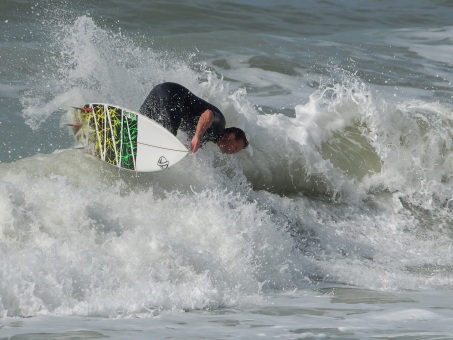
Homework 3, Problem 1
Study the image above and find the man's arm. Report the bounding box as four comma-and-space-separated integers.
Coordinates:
191, 109, 214, 153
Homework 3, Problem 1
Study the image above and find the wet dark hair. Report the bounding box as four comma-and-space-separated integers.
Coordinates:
223, 127, 249, 148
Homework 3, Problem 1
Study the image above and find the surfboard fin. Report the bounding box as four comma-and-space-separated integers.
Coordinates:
72, 106, 92, 112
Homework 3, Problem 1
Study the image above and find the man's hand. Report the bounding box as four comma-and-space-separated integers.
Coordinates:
190, 136, 201, 153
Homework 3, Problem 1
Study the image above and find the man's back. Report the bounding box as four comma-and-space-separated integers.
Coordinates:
140, 82, 225, 144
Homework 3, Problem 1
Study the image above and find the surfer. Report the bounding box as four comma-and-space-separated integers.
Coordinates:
139, 82, 249, 154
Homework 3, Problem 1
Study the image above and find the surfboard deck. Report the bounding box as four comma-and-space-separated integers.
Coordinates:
67, 103, 188, 172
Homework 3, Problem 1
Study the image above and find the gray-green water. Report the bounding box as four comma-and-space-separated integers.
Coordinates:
1, 1, 453, 338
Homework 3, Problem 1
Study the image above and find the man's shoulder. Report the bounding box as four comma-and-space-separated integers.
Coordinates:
212, 110, 226, 128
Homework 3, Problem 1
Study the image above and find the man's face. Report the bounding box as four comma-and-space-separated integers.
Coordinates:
218, 133, 246, 154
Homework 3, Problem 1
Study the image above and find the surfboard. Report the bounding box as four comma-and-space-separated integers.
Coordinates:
67, 103, 188, 172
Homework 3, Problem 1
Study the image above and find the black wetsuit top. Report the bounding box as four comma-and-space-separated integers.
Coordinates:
139, 82, 226, 145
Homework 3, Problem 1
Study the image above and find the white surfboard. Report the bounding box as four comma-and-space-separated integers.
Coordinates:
68, 103, 188, 172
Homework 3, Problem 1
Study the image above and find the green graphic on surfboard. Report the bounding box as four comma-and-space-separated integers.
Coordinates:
71, 104, 138, 170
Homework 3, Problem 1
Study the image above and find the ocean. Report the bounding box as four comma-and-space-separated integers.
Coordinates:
1, 0, 453, 338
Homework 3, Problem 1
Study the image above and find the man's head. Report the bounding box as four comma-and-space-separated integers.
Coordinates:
217, 127, 249, 154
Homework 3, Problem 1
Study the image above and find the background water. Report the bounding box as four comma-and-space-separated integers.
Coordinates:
1, 0, 453, 339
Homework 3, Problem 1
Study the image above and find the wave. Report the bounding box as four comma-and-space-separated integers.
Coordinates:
0, 151, 310, 317
4, 10, 453, 318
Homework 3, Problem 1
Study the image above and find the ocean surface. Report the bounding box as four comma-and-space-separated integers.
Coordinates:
1, 0, 453, 338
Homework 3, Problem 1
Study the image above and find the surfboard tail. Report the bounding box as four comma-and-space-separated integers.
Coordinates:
65, 106, 95, 145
